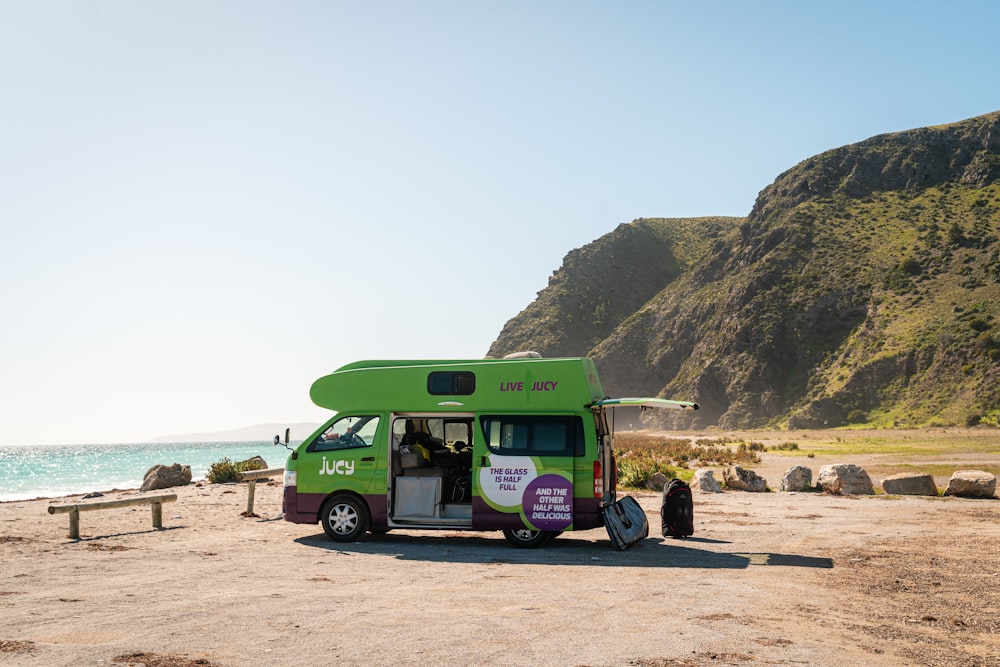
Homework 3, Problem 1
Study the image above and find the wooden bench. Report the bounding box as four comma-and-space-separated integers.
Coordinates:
48, 493, 178, 539
235, 468, 284, 516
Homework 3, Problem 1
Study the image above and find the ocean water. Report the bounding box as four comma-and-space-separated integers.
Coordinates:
0, 441, 296, 502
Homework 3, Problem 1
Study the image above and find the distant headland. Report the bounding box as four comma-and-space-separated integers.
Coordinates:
148, 422, 321, 444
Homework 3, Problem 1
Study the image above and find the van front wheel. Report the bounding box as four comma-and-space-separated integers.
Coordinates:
502, 528, 552, 548
320, 495, 370, 542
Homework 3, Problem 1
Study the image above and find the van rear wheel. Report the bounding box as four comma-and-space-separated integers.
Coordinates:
502, 528, 552, 548
320, 495, 370, 542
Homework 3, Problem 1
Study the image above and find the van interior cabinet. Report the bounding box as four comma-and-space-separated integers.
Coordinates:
394, 475, 443, 518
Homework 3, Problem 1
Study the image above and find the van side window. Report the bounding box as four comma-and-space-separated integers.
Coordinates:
480, 416, 584, 457
427, 371, 475, 395
309, 415, 380, 452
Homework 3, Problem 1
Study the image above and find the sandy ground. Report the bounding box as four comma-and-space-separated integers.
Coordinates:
2, 449, 999, 667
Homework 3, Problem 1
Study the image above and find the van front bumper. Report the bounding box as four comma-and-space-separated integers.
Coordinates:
282, 486, 321, 524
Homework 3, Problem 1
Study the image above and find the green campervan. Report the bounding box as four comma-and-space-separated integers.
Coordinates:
281, 356, 697, 547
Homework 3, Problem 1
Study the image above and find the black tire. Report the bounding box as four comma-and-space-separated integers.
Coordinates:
502, 528, 552, 548
320, 494, 370, 542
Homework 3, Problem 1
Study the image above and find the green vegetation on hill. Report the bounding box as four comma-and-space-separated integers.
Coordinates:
489, 111, 1000, 429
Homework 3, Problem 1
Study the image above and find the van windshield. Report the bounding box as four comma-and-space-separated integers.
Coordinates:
309, 415, 380, 452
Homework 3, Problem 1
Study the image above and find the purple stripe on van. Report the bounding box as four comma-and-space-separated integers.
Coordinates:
283, 488, 388, 529
469, 496, 604, 532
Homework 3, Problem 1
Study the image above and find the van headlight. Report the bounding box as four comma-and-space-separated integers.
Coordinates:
283, 470, 297, 486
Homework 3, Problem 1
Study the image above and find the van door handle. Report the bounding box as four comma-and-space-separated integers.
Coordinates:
479, 456, 489, 467
361, 457, 375, 462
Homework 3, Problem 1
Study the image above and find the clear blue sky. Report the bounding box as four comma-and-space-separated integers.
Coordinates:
2, 1, 998, 444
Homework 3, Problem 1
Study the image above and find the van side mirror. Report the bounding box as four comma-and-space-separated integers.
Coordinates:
274, 428, 293, 452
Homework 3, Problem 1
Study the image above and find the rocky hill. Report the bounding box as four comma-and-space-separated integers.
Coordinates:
488, 216, 741, 358
488, 111, 1000, 429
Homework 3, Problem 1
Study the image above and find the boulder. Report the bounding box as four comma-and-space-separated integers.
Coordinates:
881, 473, 938, 496
692, 468, 722, 493
943, 470, 997, 498
141, 463, 192, 492
723, 466, 767, 492
817, 464, 874, 495
646, 472, 668, 492
780, 465, 813, 492
237, 455, 267, 471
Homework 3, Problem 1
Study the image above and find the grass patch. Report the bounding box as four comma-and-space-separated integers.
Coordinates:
730, 428, 1000, 458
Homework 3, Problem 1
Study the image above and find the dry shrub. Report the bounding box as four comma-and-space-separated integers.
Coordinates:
614, 432, 762, 489
205, 456, 266, 484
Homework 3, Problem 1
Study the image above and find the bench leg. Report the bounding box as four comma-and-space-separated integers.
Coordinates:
69, 508, 80, 540
151, 501, 163, 529
246, 479, 257, 515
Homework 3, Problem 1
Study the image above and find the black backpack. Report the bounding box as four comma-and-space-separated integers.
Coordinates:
661, 478, 694, 538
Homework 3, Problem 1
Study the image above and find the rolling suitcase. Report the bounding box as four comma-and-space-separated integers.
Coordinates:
604, 495, 649, 550
661, 478, 694, 538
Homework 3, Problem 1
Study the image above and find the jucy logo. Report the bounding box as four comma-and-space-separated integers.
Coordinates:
319, 457, 355, 475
